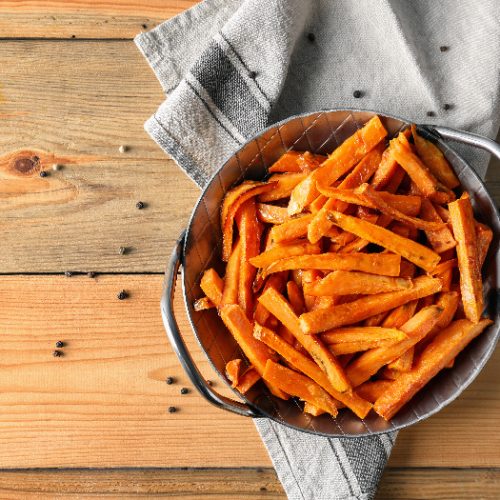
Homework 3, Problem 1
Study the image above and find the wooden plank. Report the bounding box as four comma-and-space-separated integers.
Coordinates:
0, 40, 199, 272
0, 275, 498, 468
0, 1, 199, 39
0, 468, 497, 499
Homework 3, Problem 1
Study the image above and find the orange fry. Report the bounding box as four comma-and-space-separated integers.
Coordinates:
449, 193, 483, 323
254, 323, 371, 418
327, 211, 441, 272
299, 276, 442, 334
235, 367, 261, 394
321, 327, 407, 344
259, 173, 307, 202
225, 359, 243, 387
269, 214, 313, 243
287, 281, 305, 315
193, 297, 215, 311
382, 300, 419, 329
221, 240, 242, 306
257, 203, 289, 224
200, 268, 224, 307
346, 305, 444, 387
420, 199, 456, 253
263, 360, 338, 416
328, 339, 403, 355
258, 287, 352, 393
476, 222, 493, 266
387, 347, 414, 372
254, 272, 288, 325
411, 124, 460, 189
356, 380, 393, 403
249, 240, 321, 268
374, 318, 492, 419
303, 403, 326, 416
304, 270, 412, 296
262, 252, 401, 278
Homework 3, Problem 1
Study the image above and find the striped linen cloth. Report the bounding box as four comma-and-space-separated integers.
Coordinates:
135, 1, 499, 498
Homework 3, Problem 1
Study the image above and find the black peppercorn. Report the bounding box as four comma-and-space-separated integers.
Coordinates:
439, 46, 449, 52
426, 111, 436, 117
307, 32, 315, 42
39, 170, 48, 177
119, 246, 127, 255
353, 90, 363, 99
249, 71, 257, 79
166, 377, 174, 385
117, 290, 128, 300
55, 341, 64, 348
206, 379, 213, 386
87, 271, 96, 278
53, 350, 62, 357
141, 24, 147, 29
64, 271, 73, 277
443, 103, 453, 111
168, 406, 177, 413
136, 201, 145, 210
180, 387, 189, 395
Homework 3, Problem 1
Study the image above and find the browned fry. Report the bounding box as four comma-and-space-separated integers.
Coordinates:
382, 300, 419, 328
374, 318, 492, 419
299, 276, 442, 334
262, 252, 401, 278
249, 240, 321, 268
477, 222, 493, 266
364, 311, 389, 327
253, 323, 371, 418
235, 367, 261, 394
329, 339, 402, 355
257, 203, 289, 224
387, 347, 414, 372
449, 193, 483, 323
225, 359, 243, 387
259, 173, 307, 202
303, 270, 412, 296
345, 305, 444, 387
287, 281, 305, 315
193, 297, 215, 311
321, 327, 407, 345
269, 214, 313, 243
411, 124, 460, 189
200, 268, 224, 307
257, 287, 352, 393
327, 211, 441, 272
420, 198, 456, 253
263, 360, 339, 416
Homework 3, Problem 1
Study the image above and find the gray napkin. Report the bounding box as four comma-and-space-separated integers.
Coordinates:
136, 1, 499, 498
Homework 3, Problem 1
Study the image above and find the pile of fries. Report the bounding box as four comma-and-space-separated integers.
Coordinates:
195, 115, 493, 420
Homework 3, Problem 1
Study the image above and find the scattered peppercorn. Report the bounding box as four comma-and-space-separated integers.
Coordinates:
206, 380, 213, 386
426, 111, 436, 117
439, 46, 449, 52
168, 406, 177, 413
64, 271, 73, 277
39, 170, 48, 177
52, 163, 62, 171
119, 246, 127, 255
55, 341, 64, 348
166, 377, 175, 385
249, 71, 257, 79
307, 32, 315, 42
180, 387, 189, 395
136, 201, 145, 210
443, 103, 453, 111
53, 350, 62, 357
87, 271, 96, 278
118, 145, 128, 153
71, 34, 76, 38
142, 24, 147, 29
117, 290, 128, 300
353, 90, 363, 98
260, 487, 267, 492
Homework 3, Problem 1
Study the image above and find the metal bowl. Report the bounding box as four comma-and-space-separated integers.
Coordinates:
162, 109, 500, 437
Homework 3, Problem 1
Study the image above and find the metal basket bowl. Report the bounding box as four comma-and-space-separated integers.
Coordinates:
162, 109, 500, 437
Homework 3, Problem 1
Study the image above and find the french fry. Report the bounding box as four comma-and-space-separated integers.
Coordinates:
399, 261, 417, 278
287, 281, 305, 315
249, 240, 321, 268
299, 276, 442, 334
221, 240, 242, 306
382, 300, 419, 328
193, 297, 215, 311
374, 318, 493, 419
301, 270, 322, 311
200, 268, 224, 307
288, 116, 387, 215
253, 272, 288, 325
257, 287, 352, 393
268, 151, 304, 173
345, 305, 444, 386
449, 193, 483, 323
411, 124, 460, 189
257, 203, 289, 224
420, 199, 456, 253
221, 181, 276, 261
327, 211, 441, 272
431, 258, 457, 276
235, 367, 261, 394
304, 270, 412, 296
262, 252, 401, 278
387, 347, 414, 372
321, 327, 407, 344
259, 173, 307, 202
385, 166, 407, 193
263, 360, 338, 416
423, 291, 460, 344
303, 402, 326, 416
237, 199, 263, 318
226, 359, 243, 387
328, 339, 403, 355
477, 222, 493, 266
389, 133, 455, 204
254, 323, 371, 418
220, 304, 288, 399
356, 380, 394, 403
364, 311, 389, 327
356, 183, 444, 231
269, 214, 313, 243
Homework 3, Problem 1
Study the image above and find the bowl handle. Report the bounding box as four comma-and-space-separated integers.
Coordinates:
423, 125, 500, 160
160, 230, 263, 418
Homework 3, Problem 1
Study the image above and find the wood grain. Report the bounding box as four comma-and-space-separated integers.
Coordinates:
0, 41, 199, 272
0, 468, 497, 499
0, 274, 498, 468
0, 1, 200, 39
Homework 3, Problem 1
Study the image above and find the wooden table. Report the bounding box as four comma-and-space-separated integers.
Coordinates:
0, 2, 499, 498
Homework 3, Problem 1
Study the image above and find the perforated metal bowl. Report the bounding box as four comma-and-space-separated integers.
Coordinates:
162, 109, 500, 437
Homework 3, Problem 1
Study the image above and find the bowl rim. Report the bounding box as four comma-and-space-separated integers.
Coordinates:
181, 107, 500, 437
